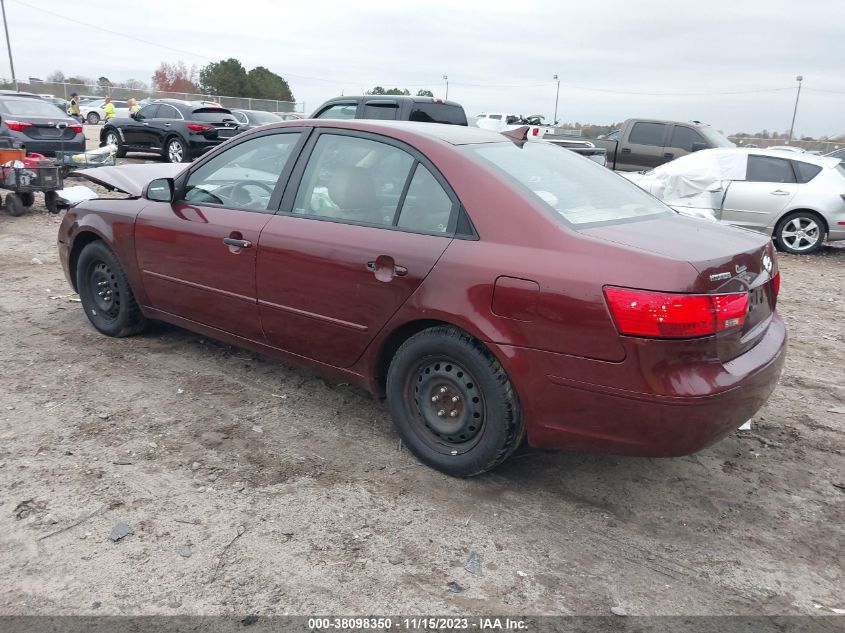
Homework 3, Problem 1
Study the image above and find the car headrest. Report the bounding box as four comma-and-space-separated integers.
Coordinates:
328, 167, 377, 211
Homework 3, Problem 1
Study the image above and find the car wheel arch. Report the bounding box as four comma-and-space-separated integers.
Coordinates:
370, 318, 500, 398
68, 231, 106, 292
773, 208, 829, 236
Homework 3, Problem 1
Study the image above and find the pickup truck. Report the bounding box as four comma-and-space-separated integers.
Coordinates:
586, 118, 735, 171
310, 96, 468, 125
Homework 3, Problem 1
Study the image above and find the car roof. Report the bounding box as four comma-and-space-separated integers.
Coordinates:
700, 147, 841, 168
265, 119, 507, 146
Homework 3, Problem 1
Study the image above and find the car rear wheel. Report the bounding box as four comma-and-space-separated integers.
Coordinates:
386, 326, 524, 477
775, 211, 825, 254
86, 112, 100, 125
76, 240, 147, 337
4, 193, 24, 217
165, 137, 189, 163
104, 130, 126, 158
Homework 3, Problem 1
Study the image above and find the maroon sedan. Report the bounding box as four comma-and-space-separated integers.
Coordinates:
58, 120, 786, 476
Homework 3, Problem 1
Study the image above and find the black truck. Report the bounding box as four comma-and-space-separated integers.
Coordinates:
310, 96, 468, 126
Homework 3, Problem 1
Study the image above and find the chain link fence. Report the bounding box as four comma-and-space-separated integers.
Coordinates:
4, 80, 303, 113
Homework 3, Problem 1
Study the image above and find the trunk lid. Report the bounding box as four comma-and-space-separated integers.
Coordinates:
15, 116, 80, 141
583, 214, 778, 359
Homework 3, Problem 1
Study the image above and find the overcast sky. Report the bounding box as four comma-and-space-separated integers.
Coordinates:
4, 0, 844, 137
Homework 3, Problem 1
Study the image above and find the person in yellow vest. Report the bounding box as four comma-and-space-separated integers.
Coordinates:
103, 96, 116, 122
69, 92, 82, 123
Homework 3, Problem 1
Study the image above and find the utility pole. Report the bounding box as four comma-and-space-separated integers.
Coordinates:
1, 0, 17, 91
553, 74, 560, 125
443, 74, 449, 101
788, 75, 803, 143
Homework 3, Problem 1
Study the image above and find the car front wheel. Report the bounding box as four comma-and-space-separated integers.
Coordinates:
165, 137, 190, 163
386, 326, 525, 477
775, 211, 825, 254
86, 112, 100, 125
76, 240, 147, 337
104, 130, 126, 158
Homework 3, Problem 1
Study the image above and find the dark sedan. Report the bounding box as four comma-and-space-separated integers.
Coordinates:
59, 120, 786, 476
230, 109, 283, 130
100, 99, 242, 163
0, 96, 84, 155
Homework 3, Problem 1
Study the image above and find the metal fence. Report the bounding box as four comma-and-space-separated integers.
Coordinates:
729, 137, 843, 154
4, 80, 303, 113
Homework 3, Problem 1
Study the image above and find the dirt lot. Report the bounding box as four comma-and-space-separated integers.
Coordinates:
0, 136, 843, 616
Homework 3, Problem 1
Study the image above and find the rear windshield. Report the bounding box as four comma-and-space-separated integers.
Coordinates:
190, 107, 237, 122
410, 103, 467, 125
464, 141, 671, 227
247, 110, 282, 124
0, 99, 67, 117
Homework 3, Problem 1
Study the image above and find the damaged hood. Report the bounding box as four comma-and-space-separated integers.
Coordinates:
74, 163, 188, 197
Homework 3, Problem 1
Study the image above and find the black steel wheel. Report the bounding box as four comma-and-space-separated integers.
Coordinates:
76, 240, 147, 337
386, 326, 524, 477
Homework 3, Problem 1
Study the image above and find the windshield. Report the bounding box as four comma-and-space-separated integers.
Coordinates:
247, 110, 282, 124
465, 141, 671, 227
698, 125, 735, 148
0, 98, 68, 117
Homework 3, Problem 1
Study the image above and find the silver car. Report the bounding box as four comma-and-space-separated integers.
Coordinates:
624, 148, 845, 254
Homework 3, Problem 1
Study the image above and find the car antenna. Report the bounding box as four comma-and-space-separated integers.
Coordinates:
501, 125, 530, 144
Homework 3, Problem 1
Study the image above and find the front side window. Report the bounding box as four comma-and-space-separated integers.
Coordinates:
746, 155, 796, 183
465, 141, 670, 227
137, 104, 159, 119
628, 122, 666, 147
183, 132, 302, 210
315, 103, 357, 119
669, 126, 706, 152
293, 134, 416, 227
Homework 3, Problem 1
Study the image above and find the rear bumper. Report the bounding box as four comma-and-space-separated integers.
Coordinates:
18, 136, 85, 157
493, 313, 787, 457
187, 137, 228, 156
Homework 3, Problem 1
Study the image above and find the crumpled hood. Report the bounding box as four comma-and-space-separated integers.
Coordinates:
73, 163, 188, 197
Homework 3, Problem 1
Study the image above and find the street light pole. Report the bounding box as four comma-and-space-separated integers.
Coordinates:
788, 75, 803, 144
553, 74, 560, 125
443, 74, 449, 101
0, 0, 17, 91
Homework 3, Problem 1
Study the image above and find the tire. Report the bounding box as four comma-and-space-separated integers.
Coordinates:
20, 192, 34, 207
165, 137, 190, 163
103, 129, 126, 158
4, 193, 24, 217
386, 326, 524, 477
76, 240, 147, 337
774, 211, 826, 255
44, 191, 59, 214
86, 111, 100, 125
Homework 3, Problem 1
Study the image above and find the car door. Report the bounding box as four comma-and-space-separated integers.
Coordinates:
134, 129, 307, 340
621, 121, 668, 171
721, 154, 798, 231
256, 130, 458, 367
147, 103, 182, 150
122, 104, 158, 147
664, 124, 707, 162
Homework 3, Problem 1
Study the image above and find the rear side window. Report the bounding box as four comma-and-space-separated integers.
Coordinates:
397, 164, 454, 233
669, 126, 706, 152
137, 104, 159, 119
792, 161, 822, 183
316, 103, 357, 119
747, 155, 796, 183
628, 122, 666, 146
157, 104, 181, 119
362, 103, 399, 120
409, 103, 467, 125
190, 108, 237, 122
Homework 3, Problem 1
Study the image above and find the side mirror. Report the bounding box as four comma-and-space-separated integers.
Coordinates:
691, 142, 708, 152
133, 112, 144, 121
146, 178, 174, 202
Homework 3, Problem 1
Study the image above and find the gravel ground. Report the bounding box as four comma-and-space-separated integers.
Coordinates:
0, 130, 842, 616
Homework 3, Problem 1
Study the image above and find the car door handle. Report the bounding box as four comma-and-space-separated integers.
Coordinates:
223, 237, 252, 248
621, 148, 631, 155
770, 190, 791, 195
367, 258, 407, 280
663, 152, 674, 159
164, 123, 171, 127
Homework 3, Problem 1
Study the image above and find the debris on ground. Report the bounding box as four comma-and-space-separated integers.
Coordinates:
446, 581, 463, 593
611, 606, 627, 616
30, 257, 43, 265
110, 522, 134, 542
175, 544, 192, 558
464, 550, 482, 576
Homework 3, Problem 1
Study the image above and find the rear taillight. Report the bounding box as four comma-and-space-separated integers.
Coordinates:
772, 271, 781, 298
604, 287, 748, 339
532, 127, 539, 136
4, 120, 32, 132
186, 123, 211, 132
70, 124, 83, 134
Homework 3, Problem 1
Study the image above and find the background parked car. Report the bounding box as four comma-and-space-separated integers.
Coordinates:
39, 96, 69, 113
825, 148, 845, 161
100, 99, 242, 163
81, 99, 130, 124
624, 148, 845, 254
0, 95, 84, 155
275, 112, 306, 121
230, 109, 283, 130
311, 96, 468, 125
